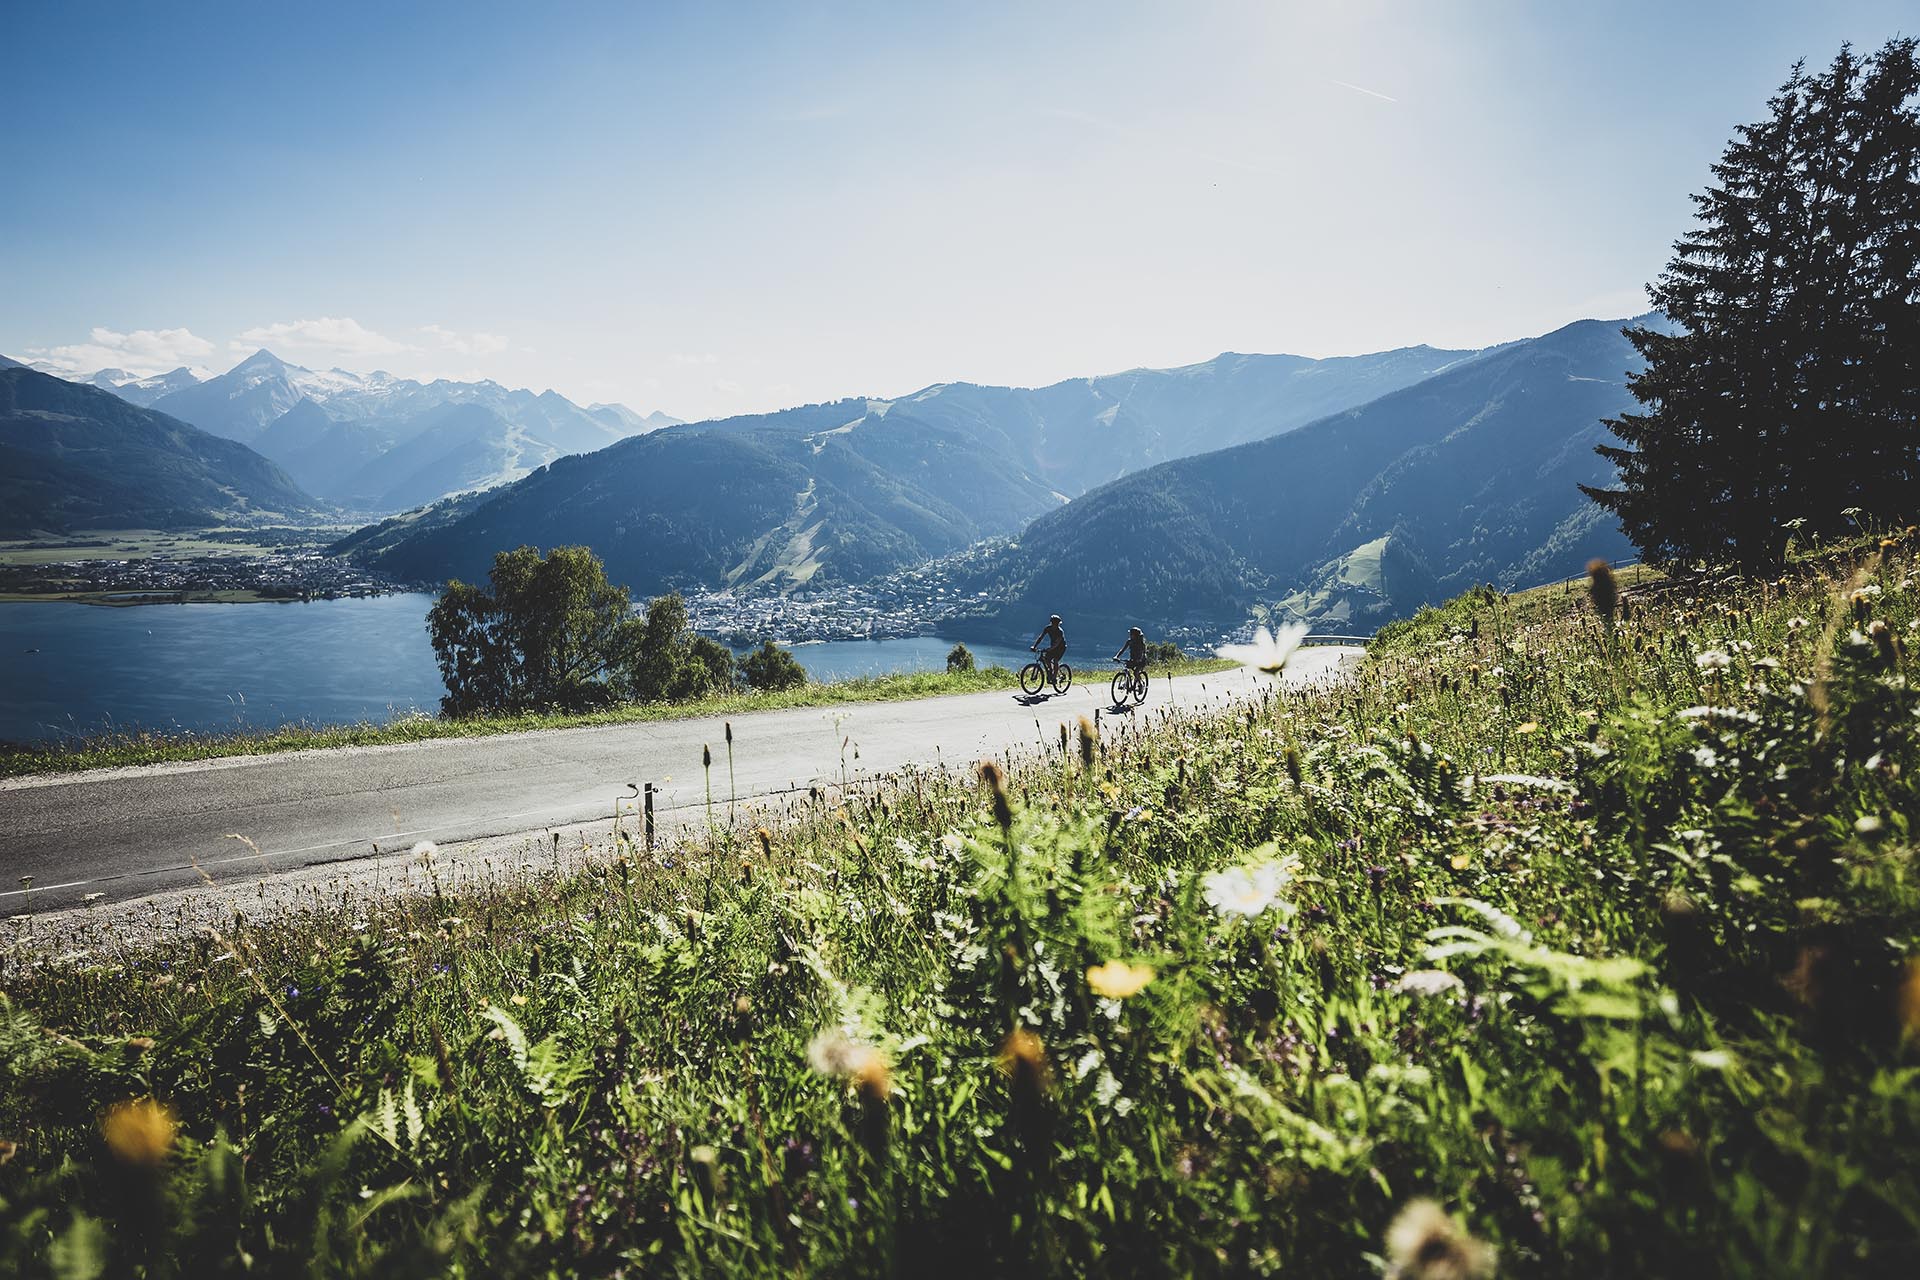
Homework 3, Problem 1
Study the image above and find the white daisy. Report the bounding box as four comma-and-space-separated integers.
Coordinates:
1217, 623, 1311, 675
1395, 969, 1465, 997
1202, 857, 1300, 917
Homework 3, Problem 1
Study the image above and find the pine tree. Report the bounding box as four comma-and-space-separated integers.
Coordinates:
1586, 40, 1920, 569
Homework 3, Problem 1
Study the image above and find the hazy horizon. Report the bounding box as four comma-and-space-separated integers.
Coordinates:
4, 0, 1912, 420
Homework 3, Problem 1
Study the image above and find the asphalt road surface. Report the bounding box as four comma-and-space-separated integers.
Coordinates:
0, 650, 1360, 916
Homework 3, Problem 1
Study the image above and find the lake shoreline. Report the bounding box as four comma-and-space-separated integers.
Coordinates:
0, 595, 1071, 756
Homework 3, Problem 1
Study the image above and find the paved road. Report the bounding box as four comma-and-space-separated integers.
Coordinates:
0, 650, 1359, 915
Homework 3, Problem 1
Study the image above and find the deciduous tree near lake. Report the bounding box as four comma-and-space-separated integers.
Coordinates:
427, 546, 734, 714
1585, 39, 1920, 569
738, 639, 808, 692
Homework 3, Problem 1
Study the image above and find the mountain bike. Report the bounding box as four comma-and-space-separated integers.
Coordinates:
1110, 660, 1149, 706
1020, 650, 1073, 696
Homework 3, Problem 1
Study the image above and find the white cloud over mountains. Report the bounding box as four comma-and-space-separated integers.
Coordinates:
421, 324, 509, 357
221, 317, 513, 368
26, 326, 216, 377
232, 316, 413, 360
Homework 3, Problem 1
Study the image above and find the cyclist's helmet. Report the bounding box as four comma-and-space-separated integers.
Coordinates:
1050, 615, 1062, 623
1130, 626, 1143, 637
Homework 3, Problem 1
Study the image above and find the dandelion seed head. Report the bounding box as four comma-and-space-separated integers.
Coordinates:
1383, 1197, 1496, 1280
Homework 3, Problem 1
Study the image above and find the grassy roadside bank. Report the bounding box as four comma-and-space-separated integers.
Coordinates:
1, 533, 1914, 1274
0, 658, 1242, 780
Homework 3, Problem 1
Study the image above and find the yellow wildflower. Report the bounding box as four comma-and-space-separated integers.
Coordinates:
101, 1098, 176, 1167
1086, 959, 1156, 999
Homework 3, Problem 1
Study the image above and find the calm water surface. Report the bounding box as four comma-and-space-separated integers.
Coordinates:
0, 597, 1038, 744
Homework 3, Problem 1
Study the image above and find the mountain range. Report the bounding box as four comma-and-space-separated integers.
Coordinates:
6, 315, 1650, 632
954, 316, 1652, 635
332, 342, 1497, 596
22, 351, 680, 514
0, 366, 320, 535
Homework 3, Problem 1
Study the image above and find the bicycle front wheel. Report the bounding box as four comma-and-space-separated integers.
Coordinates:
1019, 662, 1045, 695
1110, 668, 1130, 704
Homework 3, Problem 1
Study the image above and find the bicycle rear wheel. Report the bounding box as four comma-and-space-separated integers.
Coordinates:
1019, 662, 1045, 695
1132, 668, 1150, 704
1053, 663, 1073, 693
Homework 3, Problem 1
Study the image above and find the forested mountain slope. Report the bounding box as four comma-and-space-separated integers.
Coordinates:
0, 367, 319, 534
334, 341, 1491, 593
966, 317, 1644, 635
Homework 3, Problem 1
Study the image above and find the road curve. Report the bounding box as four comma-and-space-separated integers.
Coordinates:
0, 649, 1361, 915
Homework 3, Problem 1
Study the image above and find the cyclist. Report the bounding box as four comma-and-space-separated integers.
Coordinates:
1113, 625, 1148, 673
1031, 614, 1067, 681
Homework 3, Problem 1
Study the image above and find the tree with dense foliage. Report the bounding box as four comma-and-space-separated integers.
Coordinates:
628, 592, 737, 701
946, 643, 975, 673
1585, 40, 1920, 569
739, 640, 808, 692
428, 546, 733, 714
428, 545, 644, 715
1145, 639, 1184, 665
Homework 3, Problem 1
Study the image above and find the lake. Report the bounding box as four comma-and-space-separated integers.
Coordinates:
0, 596, 1039, 744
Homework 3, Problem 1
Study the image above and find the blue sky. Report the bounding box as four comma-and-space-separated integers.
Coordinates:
2, 0, 1911, 419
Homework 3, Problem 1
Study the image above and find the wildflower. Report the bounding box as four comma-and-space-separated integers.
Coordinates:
100, 1098, 176, 1167
978, 760, 1014, 830
1586, 559, 1618, 623
1077, 715, 1098, 769
807, 1028, 891, 1101
1086, 959, 1156, 999
998, 1027, 1051, 1092
1787, 617, 1810, 631
1201, 857, 1300, 918
938, 832, 965, 857
1898, 959, 1920, 1042
411, 840, 438, 864
1513, 721, 1539, 735
1217, 622, 1311, 675
1867, 619, 1901, 665
1395, 969, 1465, 997
1694, 649, 1732, 671
1383, 1198, 1496, 1280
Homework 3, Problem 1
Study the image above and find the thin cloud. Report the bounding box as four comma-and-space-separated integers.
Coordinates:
27, 326, 216, 377
421, 324, 510, 357
232, 317, 414, 360
1327, 78, 1399, 104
